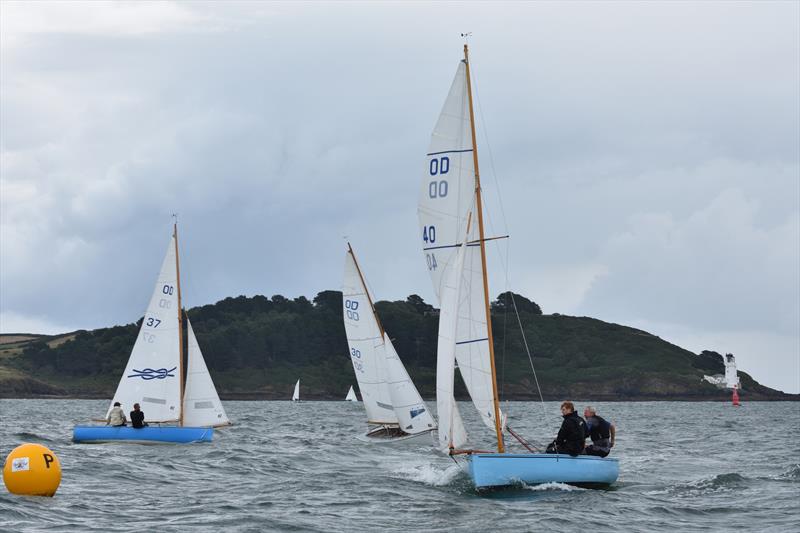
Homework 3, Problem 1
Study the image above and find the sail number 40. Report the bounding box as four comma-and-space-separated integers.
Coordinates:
422, 225, 436, 243
428, 156, 449, 198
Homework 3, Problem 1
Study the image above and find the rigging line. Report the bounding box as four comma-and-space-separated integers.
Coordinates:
471, 55, 546, 416
510, 290, 547, 419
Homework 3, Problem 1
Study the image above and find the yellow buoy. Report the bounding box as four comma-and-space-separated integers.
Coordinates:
3, 443, 62, 497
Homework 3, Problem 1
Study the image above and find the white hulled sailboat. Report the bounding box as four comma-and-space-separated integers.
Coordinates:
342, 243, 437, 441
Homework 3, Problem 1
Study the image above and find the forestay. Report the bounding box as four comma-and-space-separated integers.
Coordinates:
418, 60, 498, 431
183, 319, 230, 427
107, 235, 181, 422
342, 251, 398, 424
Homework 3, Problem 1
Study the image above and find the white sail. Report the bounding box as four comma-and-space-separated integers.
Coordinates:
419, 60, 498, 430
292, 379, 300, 401
182, 319, 230, 427
345, 386, 358, 402
342, 250, 398, 424
436, 239, 468, 452
107, 235, 182, 422
383, 335, 437, 434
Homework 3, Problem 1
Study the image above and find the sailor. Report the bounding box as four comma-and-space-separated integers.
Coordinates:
107, 402, 127, 427
130, 403, 148, 429
545, 401, 586, 456
583, 406, 615, 457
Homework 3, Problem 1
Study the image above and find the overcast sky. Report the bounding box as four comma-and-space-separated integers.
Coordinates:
1, 1, 798, 393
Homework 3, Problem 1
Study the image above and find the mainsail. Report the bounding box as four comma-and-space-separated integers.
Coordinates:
182, 319, 230, 427
342, 249, 398, 424
292, 380, 300, 401
418, 60, 499, 432
345, 386, 358, 402
107, 235, 181, 422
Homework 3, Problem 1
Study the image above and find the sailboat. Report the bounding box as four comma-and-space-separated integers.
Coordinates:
418, 45, 618, 488
342, 243, 437, 441
292, 379, 300, 401
73, 223, 229, 444
345, 386, 358, 402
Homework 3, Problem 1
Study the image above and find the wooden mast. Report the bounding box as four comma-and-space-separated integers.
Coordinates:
347, 242, 385, 337
463, 43, 505, 453
174, 220, 185, 427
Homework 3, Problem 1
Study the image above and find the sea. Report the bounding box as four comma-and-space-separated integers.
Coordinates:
1, 400, 798, 532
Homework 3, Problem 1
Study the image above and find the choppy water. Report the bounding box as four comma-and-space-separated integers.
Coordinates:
1, 400, 798, 532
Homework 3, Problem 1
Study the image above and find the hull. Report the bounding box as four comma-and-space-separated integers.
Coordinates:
355, 426, 436, 444
73, 425, 213, 444
467, 453, 619, 489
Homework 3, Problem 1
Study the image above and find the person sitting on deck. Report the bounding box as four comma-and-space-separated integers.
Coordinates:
545, 401, 586, 456
107, 402, 127, 427
130, 403, 148, 429
583, 406, 615, 457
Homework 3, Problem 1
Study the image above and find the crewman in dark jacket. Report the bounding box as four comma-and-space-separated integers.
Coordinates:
130, 403, 148, 429
545, 401, 586, 456
583, 406, 615, 457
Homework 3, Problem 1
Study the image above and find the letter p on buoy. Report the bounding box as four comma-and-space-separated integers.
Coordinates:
3, 443, 62, 497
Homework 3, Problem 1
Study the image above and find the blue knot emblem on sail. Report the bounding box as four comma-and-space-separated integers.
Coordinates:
127, 367, 177, 380
410, 407, 426, 419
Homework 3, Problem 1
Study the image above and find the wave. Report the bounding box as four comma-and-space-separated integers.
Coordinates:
652, 473, 748, 496
13, 432, 55, 443
775, 464, 800, 481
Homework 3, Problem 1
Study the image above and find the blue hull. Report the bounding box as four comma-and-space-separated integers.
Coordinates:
73, 426, 213, 444
467, 453, 619, 489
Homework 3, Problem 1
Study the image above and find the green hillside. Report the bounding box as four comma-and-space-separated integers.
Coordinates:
0, 291, 794, 400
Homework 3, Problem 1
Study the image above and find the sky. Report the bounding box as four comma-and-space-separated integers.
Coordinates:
1, 1, 798, 393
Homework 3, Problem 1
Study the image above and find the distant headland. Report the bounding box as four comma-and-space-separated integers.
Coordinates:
1, 291, 797, 401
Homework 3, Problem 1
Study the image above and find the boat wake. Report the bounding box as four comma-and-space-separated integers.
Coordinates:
523, 481, 586, 492
391, 462, 465, 487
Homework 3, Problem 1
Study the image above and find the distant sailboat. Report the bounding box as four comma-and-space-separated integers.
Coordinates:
342, 243, 436, 441
345, 386, 358, 402
418, 45, 617, 487
73, 223, 229, 444
292, 379, 300, 401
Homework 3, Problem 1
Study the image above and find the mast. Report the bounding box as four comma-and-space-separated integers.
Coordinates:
347, 242, 386, 337
463, 44, 505, 453
174, 221, 185, 427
